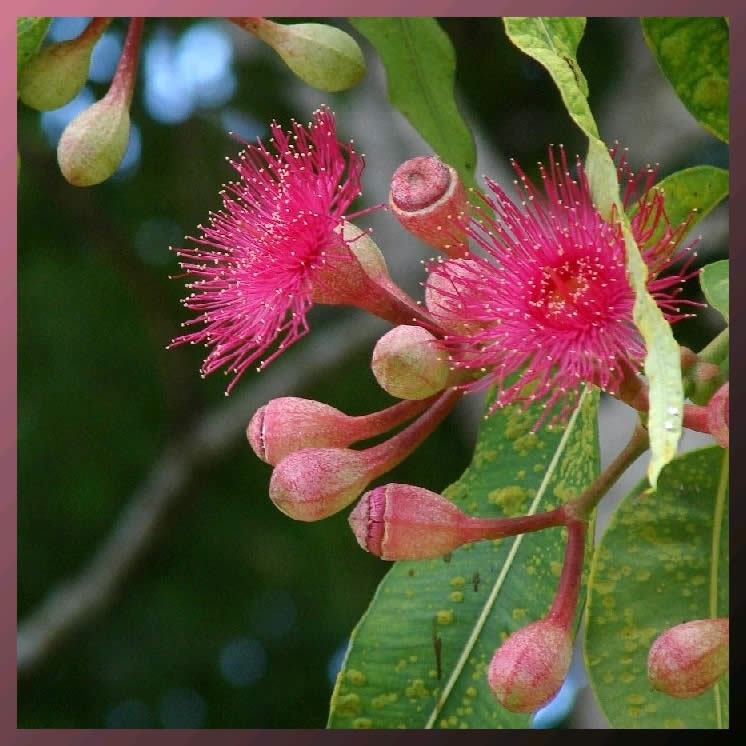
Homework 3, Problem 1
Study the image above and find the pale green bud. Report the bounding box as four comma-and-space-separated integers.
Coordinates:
19, 18, 111, 111
57, 95, 130, 186
240, 19, 365, 92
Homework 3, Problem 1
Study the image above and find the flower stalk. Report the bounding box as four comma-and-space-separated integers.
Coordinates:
565, 423, 649, 521
247, 395, 434, 465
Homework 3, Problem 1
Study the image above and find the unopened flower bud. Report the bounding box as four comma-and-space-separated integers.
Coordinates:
57, 18, 142, 186
350, 484, 481, 560
487, 619, 572, 713
372, 325, 449, 400
57, 95, 130, 186
349, 483, 565, 560
268, 391, 460, 521
389, 156, 469, 257
706, 382, 729, 449
247, 396, 430, 466
270, 447, 372, 521
234, 18, 365, 92
648, 618, 729, 698
19, 18, 111, 111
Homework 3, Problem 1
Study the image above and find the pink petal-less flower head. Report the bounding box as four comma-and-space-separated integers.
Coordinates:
426, 146, 698, 426
169, 106, 369, 393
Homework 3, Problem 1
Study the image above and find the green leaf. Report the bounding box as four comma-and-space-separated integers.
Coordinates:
349, 18, 477, 190
585, 446, 729, 728
328, 387, 599, 729
502, 18, 597, 138
503, 17, 684, 488
642, 18, 729, 143
700, 260, 729, 323
648, 166, 729, 231
17, 17, 51, 74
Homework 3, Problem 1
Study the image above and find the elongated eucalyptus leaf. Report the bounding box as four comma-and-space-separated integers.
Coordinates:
642, 17, 729, 144
648, 166, 729, 231
700, 260, 729, 323
349, 18, 477, 190
503, 17, 683, 488
327, 388, 599, 728
585, 446, 729, 728
17, 17, 51, 74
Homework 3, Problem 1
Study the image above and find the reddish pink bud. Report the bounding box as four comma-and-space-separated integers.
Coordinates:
247, 396, 431, 465
648, 618, 729, 698
268, 391, 461, 521
269, 447, 372, 521
349, 483, 567, 560
350, 484, 480, 559
372, 325, 450, 400
487, 619, 572, 713
706, 382, 729, 449
389, 156, 469, 257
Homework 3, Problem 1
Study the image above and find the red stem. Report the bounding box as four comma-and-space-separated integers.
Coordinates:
108, 18, 144, 107
355, 272, 445, 334
349, 396, 436, 438
614, 368, 712, 435
547, 519, 586, 630
363, 389, 462, 477
459, 507, 567, 543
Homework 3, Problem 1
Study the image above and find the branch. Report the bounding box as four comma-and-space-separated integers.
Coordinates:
17, 313, 386, 678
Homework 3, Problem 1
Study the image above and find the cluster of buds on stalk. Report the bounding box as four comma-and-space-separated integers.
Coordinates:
18, 17, 143, 186
166, 104, 727, 713
20, 18, 366, 186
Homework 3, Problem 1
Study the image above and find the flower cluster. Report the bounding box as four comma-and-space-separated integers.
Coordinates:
425, 147, 698, 425
170, 108, 726, 713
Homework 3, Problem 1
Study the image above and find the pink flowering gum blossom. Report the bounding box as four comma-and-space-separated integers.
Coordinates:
648, 618, 729, 698
170, 107, 423, 393
389, 155, 469, 257
247, 395, 432, 465
425, 146, 699, 424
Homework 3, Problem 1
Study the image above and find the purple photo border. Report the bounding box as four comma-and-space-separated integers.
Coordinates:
6, 1, 741, 741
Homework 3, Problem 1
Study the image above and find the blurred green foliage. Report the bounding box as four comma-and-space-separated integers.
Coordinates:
18, 18, 727, 728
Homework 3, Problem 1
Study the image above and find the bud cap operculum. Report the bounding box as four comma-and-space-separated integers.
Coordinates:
389, 155, 469, 257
